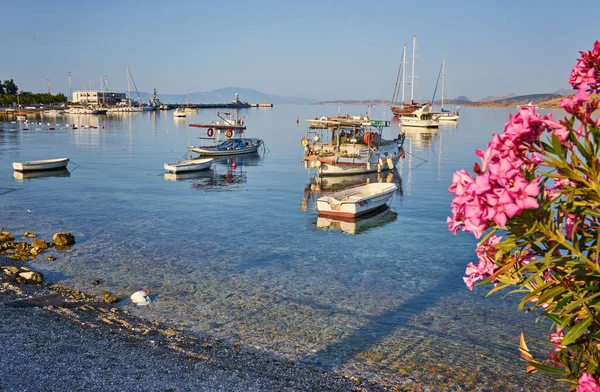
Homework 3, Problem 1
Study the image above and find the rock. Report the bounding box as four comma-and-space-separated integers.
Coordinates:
17, 269, 43, 284
0, 231, 14, 242
1, 266, 20, 276
29, 247, 40, 256
91, 280, 100, 285
23, 232, 37, 238
101, 291, 120, 303
52, 232, 75, 247
31, 239, 48, 250
45, 256, 56, 261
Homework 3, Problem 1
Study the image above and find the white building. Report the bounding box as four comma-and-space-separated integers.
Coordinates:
72, 91, 127, 105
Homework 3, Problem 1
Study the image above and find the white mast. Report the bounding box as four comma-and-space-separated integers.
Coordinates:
127, 66, 131, 107
401, 44, 406, 107
411, 36, 416, 102
441, 58, 445, 110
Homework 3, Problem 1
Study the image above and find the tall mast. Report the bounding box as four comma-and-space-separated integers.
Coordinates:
127, 66, 131, 107
441, 58, 445, 110
411, 36, 416, 102
68, 72, 72, 101
401, 44, 406, 107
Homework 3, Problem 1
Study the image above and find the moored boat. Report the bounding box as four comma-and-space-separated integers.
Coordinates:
316, 183, 398, 219
431, 59, 460, 122
173, 107, 187, 117
399, 105, 440, 128
303, 115, 405, 176
163, 158, 213, 173
390, 37, 431, 116
12, 157, 70, 172
188, 111, 263, 156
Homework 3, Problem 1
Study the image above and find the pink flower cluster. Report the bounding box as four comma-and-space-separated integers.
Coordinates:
447, 108, 550, 239
549, 327, 566, 352
569, 41, 600, 93
577, 373, 600, 392
463, 234, 501, 290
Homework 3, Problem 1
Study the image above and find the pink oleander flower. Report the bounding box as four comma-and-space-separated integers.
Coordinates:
561, 85, 591, 112
569, 41, 600, 93
463, 235, 502, 290
550, 327, 566, 352
577, 372, 600, 392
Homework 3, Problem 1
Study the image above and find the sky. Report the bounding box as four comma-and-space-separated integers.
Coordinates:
1, 0, 597, 101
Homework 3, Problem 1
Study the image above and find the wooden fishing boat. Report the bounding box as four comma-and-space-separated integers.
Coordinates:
302, 115, 405, 176
12, 158, 69, 172
188, 111, 263, 156
315, 183, 398, 218
163, 158, 213, 173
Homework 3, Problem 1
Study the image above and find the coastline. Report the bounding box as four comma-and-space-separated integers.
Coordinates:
0, 254, 395, 392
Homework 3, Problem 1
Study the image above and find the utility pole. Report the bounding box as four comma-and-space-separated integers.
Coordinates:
68, 72, 72, 101
46, 79, 51, 94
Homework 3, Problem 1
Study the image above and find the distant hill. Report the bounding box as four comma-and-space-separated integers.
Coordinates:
467, 93, 562, 107
479, 93, 518, 102
314, 96, 473, 105
133, 87, 314, 105
538, 93, 599, 108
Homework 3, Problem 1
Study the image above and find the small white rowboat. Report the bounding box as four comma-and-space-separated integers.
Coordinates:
12, 158, 70, 172
316, 183, 398, 219
163, 158, 213, 173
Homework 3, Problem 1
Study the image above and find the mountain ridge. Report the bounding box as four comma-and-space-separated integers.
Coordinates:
132, 87, 314, 105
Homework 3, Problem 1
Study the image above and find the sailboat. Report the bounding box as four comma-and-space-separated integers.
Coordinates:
434, 59, 460, 122
390, 36, 430, 116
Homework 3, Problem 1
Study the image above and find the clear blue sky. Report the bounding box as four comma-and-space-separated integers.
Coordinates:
1, 0, 596, 101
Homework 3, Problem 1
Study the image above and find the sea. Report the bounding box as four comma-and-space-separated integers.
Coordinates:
0, 106, 564, 391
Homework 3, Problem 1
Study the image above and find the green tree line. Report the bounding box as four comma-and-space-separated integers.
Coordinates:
0, 79, 68, 106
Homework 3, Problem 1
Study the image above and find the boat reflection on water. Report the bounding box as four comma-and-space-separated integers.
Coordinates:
315, 207, 398, 235
13, 168, 70, 181
400, 125, 439, 151
164, 152, 261, 191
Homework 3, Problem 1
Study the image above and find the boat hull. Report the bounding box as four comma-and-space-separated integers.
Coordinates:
164, 158, 213, 173
399, 118, 439, 127
305, 152, 402, 176
12, 158, 70, 172
189, 141, 262, 157
316, 183, 397, 218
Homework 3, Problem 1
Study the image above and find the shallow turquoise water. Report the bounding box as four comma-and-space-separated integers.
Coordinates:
0, 106, 564, 390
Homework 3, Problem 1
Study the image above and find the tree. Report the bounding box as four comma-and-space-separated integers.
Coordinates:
0, 83, 4, 95
448, 41, 600, 391
3, 79, 18, 95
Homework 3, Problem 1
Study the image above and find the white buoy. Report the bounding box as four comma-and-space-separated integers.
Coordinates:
130, 290, 152, 306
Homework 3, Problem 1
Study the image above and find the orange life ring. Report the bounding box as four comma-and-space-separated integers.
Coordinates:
401, 152, 406, 159
363, 132, 374, 144
206, 128, 214, 137
225, 129, 233, 138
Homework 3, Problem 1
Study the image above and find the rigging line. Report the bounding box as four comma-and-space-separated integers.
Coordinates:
431, 61, 443, 105
128, 68, 142, 101
0, 187, 22, 196
406, 151, 428, 163
391, 59, 402, 105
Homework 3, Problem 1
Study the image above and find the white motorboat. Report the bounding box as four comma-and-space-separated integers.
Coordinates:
163, 158, 213, 173
303, 115, 405, 176
188, 111, 263, 156
16, 115, 26, 121
173, 107, 187, 117
43, 109, 63, 116
399, 105, 440, 128
12, 157, 70, 172
316, 183, 398, 219
65, 106, 99, 115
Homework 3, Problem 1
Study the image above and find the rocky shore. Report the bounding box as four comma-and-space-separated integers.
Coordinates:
0, 230, 397, 392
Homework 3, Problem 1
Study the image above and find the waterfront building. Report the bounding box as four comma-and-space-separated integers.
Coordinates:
72, 91, 127, 105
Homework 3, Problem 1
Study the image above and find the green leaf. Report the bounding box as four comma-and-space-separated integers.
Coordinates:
528, 362, 568, 375
537, 285, 567, 306
561, 317, 593, 346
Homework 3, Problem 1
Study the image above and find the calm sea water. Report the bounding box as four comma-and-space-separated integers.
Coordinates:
0, 106, 564, 390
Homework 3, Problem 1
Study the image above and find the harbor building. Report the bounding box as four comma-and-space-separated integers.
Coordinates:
72, 91, 127, 105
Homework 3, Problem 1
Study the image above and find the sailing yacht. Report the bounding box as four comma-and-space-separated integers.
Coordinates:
390, 36, 430, 116
433, 59, 460, 122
